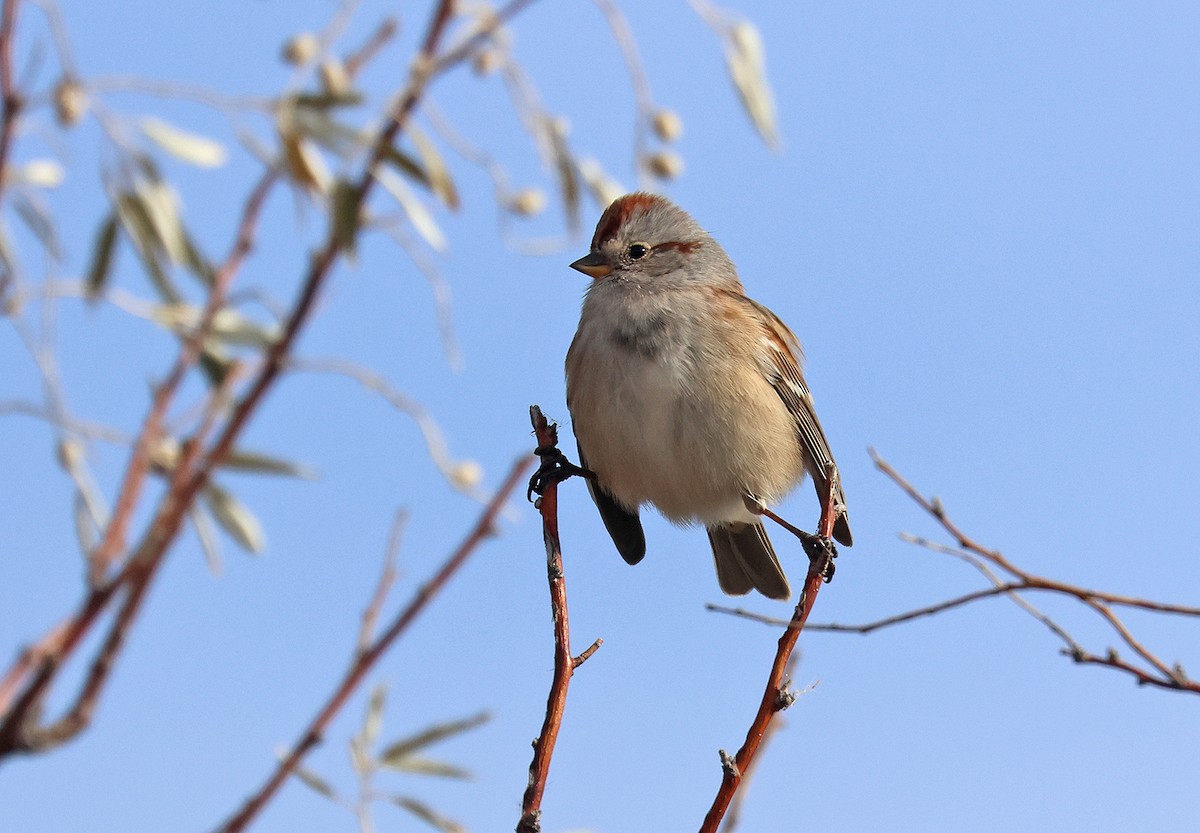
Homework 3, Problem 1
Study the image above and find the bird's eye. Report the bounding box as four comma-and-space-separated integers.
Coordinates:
628, 243, 649, 260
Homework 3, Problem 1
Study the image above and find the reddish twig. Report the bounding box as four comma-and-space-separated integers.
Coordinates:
699, 476, 839, 833
518, 406, 602, 833
209, 456, 531, 833
0, 0, 22, 208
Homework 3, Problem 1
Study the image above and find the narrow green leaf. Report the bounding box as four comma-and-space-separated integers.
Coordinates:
291, 91, 365, 109
379, 145, 432, 190
141, 117, 228, 168
220, 450, 317, 480
291, 765, 337, 800
359, 682, 388, 753
12, 192, 62, 260
85, 212, 119, 300
202, 481, 265, 554
374, 167, 446, 252
379, 756, 471, 780
377, 712, 489, 766
190, 505, 223, 576
134, 176, 188, 264
390, 796, 465, 833
182, 231, 215, 286
199, 346, 234, 387
408, 127, 459, 211
114, 191, 181, 303
330, 177, 362, 258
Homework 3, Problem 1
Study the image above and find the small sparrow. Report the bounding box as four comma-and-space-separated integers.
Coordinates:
565, 193, 852, 600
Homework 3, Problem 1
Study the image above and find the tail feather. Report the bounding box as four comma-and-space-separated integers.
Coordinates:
707, 523, 791, 600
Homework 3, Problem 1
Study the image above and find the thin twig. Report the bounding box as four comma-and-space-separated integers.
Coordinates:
0, 0, 23, 208
699, 479, 838, 832
518, 405, 601, 833
209, 456, 531, 833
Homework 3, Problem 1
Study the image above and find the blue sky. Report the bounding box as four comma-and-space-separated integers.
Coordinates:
2, 1, 1198, 831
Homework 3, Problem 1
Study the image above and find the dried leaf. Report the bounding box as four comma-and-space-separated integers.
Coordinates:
374, 167, 447, 252
202, 481, 265, 554
85, 212, 119, 300
221, 450, 316, 480
141, 117, 227, 168
390, 796, 465, 833
408, 126, 459, 211
545, 117, 580, 231
190, 505, 223, 576
725, 20, 779, 148
377, 712, 489, 767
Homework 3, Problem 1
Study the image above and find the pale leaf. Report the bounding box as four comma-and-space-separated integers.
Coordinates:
141, 117, 228, 167
374, 167, 447, 252
202, 482, 265, 554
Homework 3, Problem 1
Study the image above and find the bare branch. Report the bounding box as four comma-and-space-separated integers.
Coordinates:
210, 455, 532, 833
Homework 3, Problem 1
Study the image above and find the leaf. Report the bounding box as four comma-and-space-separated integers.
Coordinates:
73, 489, 98, 556
12, 192, 62, 260
114, 191, 181, 303
390, 796, 466, 833
379, 145, 432, 190
182, 231, 215, 286
330, 177, 362, 259
291, 765, 337, 800
190, 505, 223, 576
374, 167, 446, 252
199, 346, 234, 387
724, 20, 779, 148
210, 308, 280, 348
85, 212, 119, 300
11, 159, 66, 187
377, 712, 489, 767
291, 91, 365, 110
141, 117, 227, 168
379, 756, 471, 780
133, 176, 189, 264
220, 449, 317, 480
544, 117, 580, 231
358, 682, 388, 754
202, 481, 265, 554
408, 126, 459, 211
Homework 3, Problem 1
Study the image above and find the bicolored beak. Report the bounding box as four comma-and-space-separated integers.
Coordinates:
570, 251, 612, 279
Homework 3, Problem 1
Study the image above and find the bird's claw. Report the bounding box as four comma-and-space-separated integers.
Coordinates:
800, 533, 838, 583
527, 445, 594, 501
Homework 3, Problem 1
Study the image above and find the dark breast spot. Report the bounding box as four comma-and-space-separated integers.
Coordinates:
611, 314, 669, 358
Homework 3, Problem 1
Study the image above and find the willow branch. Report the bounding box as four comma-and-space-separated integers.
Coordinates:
210, 456, 531, 833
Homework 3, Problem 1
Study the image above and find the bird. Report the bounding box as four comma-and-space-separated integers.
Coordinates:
564, 192, 852, 600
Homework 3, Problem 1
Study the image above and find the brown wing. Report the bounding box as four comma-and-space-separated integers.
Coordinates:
742, 296, 853, 546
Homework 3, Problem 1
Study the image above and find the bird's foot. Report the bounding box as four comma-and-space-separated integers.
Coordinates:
802, 534, 838, 583
527, 445, 595, 501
